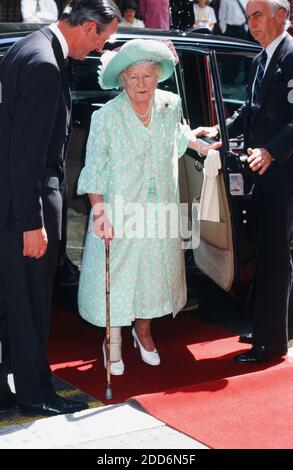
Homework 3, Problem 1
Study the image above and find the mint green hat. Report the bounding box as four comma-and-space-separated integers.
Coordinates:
98, 39, 176, 90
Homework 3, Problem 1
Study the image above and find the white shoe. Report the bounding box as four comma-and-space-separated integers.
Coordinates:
102, 341, 125, 376
132, 328, 160, 366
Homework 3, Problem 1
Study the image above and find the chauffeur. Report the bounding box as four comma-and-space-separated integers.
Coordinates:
0, 0, 120, 416
197, 0, 293, 364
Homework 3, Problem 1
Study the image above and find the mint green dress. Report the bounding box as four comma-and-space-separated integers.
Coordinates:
77, 89, 190, 327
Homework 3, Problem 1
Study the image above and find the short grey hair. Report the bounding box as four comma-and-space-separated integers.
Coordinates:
119, 62, 163, 88
268, 0, 291, 27
60, 0, 122, 33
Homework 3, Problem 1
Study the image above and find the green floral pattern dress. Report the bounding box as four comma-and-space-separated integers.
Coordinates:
77, 89, 190, 327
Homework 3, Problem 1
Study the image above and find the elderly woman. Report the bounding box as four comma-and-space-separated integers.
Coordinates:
77, 39, 217, 375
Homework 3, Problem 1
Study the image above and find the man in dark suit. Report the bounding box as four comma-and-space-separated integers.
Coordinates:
197, 0, 293, 363
0, 0, 120, 416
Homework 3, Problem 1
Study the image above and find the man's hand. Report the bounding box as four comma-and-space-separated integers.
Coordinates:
192, 126, 219, 139
23, 227, 48, 258
247, 147, 273, 175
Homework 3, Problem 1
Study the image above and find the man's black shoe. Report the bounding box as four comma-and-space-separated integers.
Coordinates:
234, 345, 287, 364
18, 395, 88, 417
239, 332, 254, 344
0, 391, 17, 409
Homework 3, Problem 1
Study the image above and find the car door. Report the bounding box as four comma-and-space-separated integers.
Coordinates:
209, 50, 257, 292
177, 46, 255, 293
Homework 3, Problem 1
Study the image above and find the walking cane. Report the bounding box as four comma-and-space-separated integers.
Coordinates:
105, 241, 112, 400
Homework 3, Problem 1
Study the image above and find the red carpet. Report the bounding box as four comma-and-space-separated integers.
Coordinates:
133, 367, 293, 449
48, 307, 293, 448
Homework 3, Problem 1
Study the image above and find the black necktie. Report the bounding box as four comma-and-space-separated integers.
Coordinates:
252, 49, 267, 105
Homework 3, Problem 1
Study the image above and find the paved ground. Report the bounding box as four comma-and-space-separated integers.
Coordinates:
0, 400, 207, 449
0, 374, 208, 449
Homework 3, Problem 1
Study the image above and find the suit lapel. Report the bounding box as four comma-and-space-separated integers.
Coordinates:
247, 58, 258, 102
250, 35, 288, 123
40, 27, 71, 119
52, 35, 72, 117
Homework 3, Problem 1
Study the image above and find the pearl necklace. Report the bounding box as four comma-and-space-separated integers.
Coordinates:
124, 90, 153, 120
141, 108, 153, 127
135, 100, 152, 119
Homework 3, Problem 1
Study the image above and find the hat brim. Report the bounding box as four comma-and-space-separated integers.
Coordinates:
99, 39, 176, 89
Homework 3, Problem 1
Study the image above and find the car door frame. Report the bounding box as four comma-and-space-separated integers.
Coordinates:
175, 43, 255, 293
208, 49, 256, 291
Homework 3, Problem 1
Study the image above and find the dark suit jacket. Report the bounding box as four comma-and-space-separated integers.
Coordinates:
0, 26, 71, 239
227, 33, 293, 199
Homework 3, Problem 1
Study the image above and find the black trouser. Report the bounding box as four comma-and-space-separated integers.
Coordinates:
58, 172, 68, 261
0, 225, 59, 404
253, 195, 293, 352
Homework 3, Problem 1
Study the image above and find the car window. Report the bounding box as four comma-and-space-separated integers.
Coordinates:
69, 57, 119, 104
68, 56, 118, 130
176, 50, 212, 129
157, 73, 178, 94
216, 52, 254, 116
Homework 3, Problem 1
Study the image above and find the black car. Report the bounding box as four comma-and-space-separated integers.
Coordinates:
0, 24, 262, 299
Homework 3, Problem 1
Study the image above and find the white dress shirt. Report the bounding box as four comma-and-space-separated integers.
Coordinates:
264, 31, 287, 73
218, 0, 248, 34
251, 31, 287, 98
21, 0, 58, 24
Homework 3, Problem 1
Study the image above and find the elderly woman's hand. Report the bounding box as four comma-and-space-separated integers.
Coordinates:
188, 137, 222, 157
199, 140, 222, 157
92, 212, 114, 245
